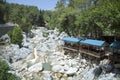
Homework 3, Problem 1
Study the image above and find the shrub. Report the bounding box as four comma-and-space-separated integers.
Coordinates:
11, 25, 23, 46
0, 59, 20, 80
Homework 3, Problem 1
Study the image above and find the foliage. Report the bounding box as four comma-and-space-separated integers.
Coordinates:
0, 59, 20, 80
45, 0, 120, 38
7, 30, 13, 42
35, 10, 45, 27
5, 4, 39, 25
0, 0, 6, 23
60, 14, 77, 36
20, 17, 32, 33
11, 25, 23, 46
3, 0, 120, 38
3, 3, 46, 33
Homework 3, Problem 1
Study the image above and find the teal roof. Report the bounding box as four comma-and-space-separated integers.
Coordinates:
110, 41, 120, 49
80, 39, 105, 47
62, 37, 105, 47
62, 37, 81, 43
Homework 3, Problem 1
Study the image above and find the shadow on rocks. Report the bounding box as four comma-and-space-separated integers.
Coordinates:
93, 66, 102, 79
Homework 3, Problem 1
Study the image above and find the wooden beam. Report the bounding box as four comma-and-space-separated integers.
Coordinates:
79, 49, 101, 58
63, 46, 105, 59
63, 47, 78, 52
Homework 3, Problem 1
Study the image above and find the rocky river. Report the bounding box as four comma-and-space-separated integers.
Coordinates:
0, 27, 120, 80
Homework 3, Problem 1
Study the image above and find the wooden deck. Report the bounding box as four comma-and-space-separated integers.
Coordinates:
79, 48, 104, 58
63, 46, 105, 59
63, 46, 78, 52
110, 55, 120, 63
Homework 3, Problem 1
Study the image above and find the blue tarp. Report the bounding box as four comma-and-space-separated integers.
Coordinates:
80, 39, 105, 47
110, 41, 120, 49
62, 37, 81, 43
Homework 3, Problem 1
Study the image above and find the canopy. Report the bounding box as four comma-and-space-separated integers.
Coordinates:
62, 37, 81, 43
80, 39, 105, 47
110, 41, 120, 49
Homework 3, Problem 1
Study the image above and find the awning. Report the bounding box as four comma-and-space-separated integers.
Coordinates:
62, 37, 81, 43
110, 41, 120, 49
80, 39, 105, 47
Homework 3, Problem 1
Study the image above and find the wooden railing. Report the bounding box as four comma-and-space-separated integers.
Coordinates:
63, 46, 78, 52
63, 46, 105, 59
79, 48, 105, 58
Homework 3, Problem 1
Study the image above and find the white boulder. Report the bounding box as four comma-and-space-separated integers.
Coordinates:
52, 65, 62, 72
65, 67, 78, 75
28, 62, 43, 73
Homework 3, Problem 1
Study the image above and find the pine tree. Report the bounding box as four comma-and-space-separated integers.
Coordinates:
0, 59, 20, 80
11, 25, 23, 46
36, 10, 45, 27
0, 0, 6, 23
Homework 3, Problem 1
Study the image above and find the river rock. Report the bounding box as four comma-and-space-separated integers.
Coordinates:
58, 32, 68, 39
81, 59, 87, 64
0, 34, 10, 43
42, 71, 53, 80
1, 27, 119, 80
100, 64, 113, 72
65, 67, 78, 76
37, 43, 49, 52
2, 44, 31, 62
12, 47, 30, 62
28, 62, 43, 73
56, 72, 63, 78
52, 65, 62, 72
32, 73, 41, 80
93, 66, 102, 78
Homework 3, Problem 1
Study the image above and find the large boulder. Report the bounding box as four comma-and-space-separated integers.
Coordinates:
93, 66, 102, 78
100, 64, 113, 72
42, 71, 53, 80
12, 47, 31, 62
65, 67, 78, 76
3, 44, 31, 62
28, 62, 43, 73
0, 34, 10, 43
52, 65, 62, 72
37, 43, 49, 52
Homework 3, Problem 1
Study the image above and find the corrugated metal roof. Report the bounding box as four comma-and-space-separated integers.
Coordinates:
110, 41, 120, 49
80, 39, 105, 47
62, 37, 81, 43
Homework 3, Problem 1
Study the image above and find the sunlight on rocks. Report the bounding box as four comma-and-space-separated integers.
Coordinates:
0, 27, 119, 80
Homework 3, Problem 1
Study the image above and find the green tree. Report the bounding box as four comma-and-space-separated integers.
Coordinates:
0, 0, 6, 23
55, 0, 66, 10
0, 59, 20, 80
4, 0, 120, 38
4, 3, 39, 29
60, 14, 77, 36
35, 10, 45, 27
11, 25, 23, 46
20, 17, 32, 34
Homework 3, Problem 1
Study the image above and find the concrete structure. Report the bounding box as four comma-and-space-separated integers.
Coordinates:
0, 23, 16, 37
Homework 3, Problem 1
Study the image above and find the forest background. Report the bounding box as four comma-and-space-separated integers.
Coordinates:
0, 0, 120, 39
